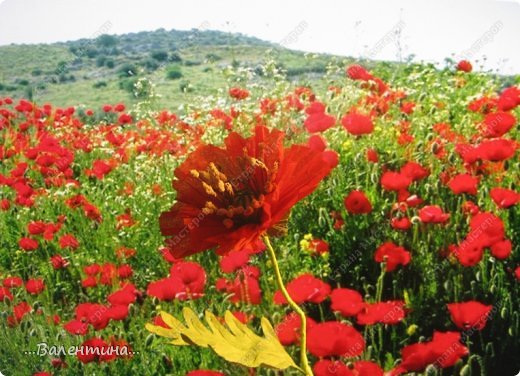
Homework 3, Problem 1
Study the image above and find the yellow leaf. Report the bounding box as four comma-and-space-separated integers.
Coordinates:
145, 307, 298, 371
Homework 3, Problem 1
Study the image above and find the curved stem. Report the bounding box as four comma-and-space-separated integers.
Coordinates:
263, 236, 314, 376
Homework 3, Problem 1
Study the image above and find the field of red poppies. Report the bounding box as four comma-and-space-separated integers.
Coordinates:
0, 61, 519, 376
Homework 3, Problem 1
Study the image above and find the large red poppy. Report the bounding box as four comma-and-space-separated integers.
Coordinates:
357, 301, 406, 325
307, 321, 365, 357
275, 312, 317, 346
344, 190, 372, 214
447, 173, 479, 195
490, 187, 520, 208
273, 274, 331, 304
483, 112, 516, 138
374, 242, 411, 272
394, 331, 468, 374
330, 288, 365, 317
160, 126, 337, 257
341, 113, 374, 136
447, 301, 493, 330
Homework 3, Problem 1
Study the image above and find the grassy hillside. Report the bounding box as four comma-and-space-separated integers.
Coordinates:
0, 28, 354, 110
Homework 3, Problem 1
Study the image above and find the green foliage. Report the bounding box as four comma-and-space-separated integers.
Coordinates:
169, 52, 182, 62
96, 56, 106, 67
119, 77, 138, 93
166, 64, 183, 80
92, 80, 107, 89
118, 63, 138, 78
179, 79, 193, 93
96, 34, 118, 48
151, 50, 169, 62
143, 59, 159, 71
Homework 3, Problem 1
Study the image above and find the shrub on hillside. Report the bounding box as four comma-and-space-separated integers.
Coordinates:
166, 65, 183, 80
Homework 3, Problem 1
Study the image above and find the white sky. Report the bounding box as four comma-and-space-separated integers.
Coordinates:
0, 0, 519, 74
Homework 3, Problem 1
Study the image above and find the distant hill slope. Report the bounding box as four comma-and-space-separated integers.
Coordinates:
0, 28, 351, 109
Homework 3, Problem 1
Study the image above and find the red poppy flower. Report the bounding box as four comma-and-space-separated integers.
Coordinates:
187, 371, 226, 376
114, 103, 126, 112
219, 248, 252, 273
497, 86, 520, 111
169, 261, 206, 298
401, 101, 415, 115
50, 254, 69, 269
308, 239, 329, 255
86, 160, 114, 180
99, 263, 117, 285
117, 264, 133, 278
454, 238, 484, 267
64, 319, 89, 335
274, 274, 330, 304
468, 212, 505, 247
102, 104, 113, 112
77, 337, 114, 363
28, 221, 46, 235
391, 216, 412, 230
490, 239, 512, 259
344, 190, 372, 214
400, 162, 429, 181
159, 126, 337, 257
118, 113, 133, 125
307, 135, 339, 167
397, 331, 468, 373
483, 112, 516, 138
108, 283, 139, 306
304, 102, 336, 133
366, 148, 378, 163
229, 87, 249, 100
330, 288, 365, 317
275, 312, 316, 346
0, 198, 10, 211
59, 234, 79, 250
380, 172, 412, 192
490, 187, 520, 208
313, 359, 351, 376
9, 301, 32, 326
418, 205, 450, 224
25, 278, 45, 295
462, 200, 480, 216
477, 138, 516, 161
215, 271, 262, 305
456, 60, 472, 72
19, 237, 39, 251
341, 113, 374, 136
447, 301, 493, 330
447, 173, 479, 195
147, 262, 206, 301
3, 276, 23, 288
307, 321, 365, 357
0, 287, 13, 301
374, 242, 411, 272
346, 65, 373, 81
106, 305, 129, 321
357, 300, 406, 325
75, 303, 111, 331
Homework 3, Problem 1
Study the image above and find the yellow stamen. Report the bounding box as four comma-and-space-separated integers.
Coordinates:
225, 182, 234, 195
202, 182, 217, 197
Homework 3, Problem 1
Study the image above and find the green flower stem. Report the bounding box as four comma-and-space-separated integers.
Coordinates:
263, 236, 314, 376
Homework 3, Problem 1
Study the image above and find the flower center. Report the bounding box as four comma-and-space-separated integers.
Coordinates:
190, 158, 278, 229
